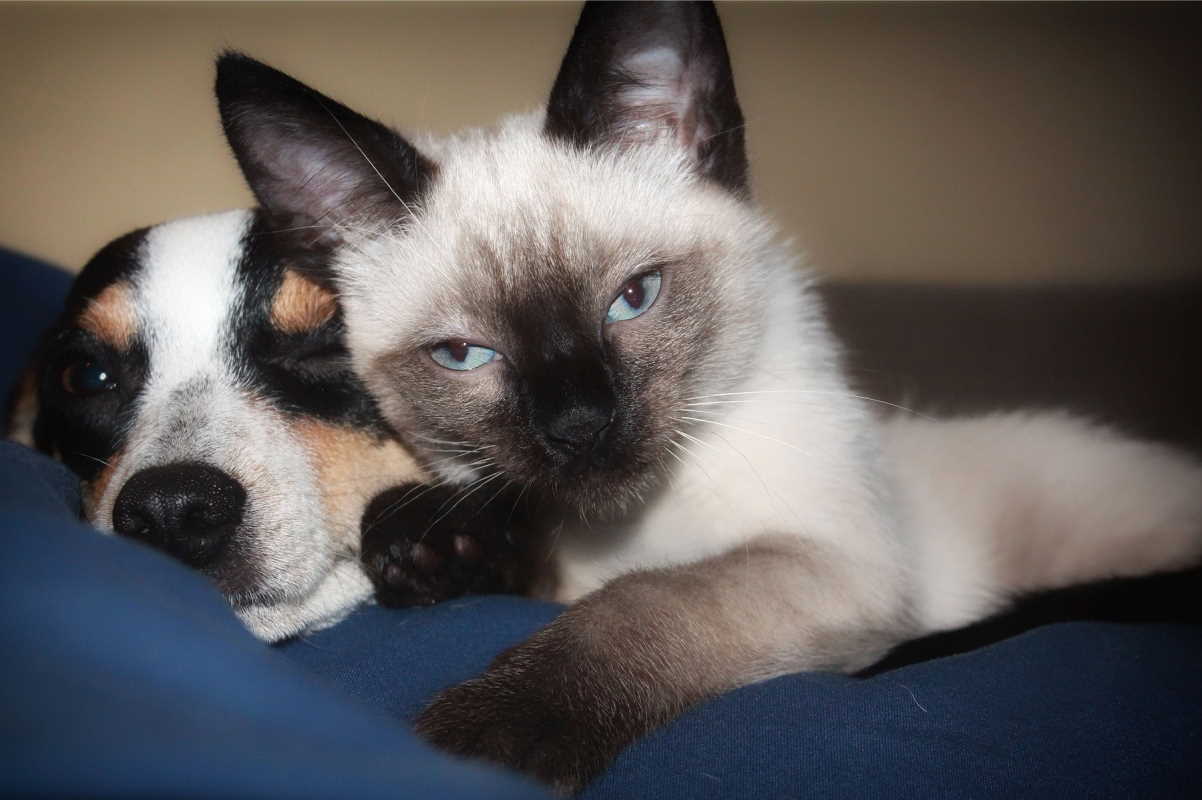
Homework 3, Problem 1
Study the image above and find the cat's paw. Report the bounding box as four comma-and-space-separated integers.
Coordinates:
360, 482, 534, 607
415, 619, 651, 796
416, 659, 613, 796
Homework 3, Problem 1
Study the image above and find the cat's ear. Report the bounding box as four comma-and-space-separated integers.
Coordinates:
216, 52, 435, 252
544, 1, 748, 197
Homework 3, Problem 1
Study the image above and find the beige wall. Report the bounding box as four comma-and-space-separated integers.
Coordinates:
2, 2, 1200, 284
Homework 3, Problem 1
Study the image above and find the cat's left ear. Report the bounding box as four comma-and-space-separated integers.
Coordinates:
544, 1, 748, 198
216, 52, 435, 256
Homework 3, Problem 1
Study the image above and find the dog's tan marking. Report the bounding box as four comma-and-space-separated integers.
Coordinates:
294, 419, 425, 548
6, 366, 39, 446
271, 269, 337, 334
78, 281, 137, 350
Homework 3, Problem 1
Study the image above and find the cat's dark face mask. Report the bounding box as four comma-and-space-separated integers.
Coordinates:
359, 231, 735, 521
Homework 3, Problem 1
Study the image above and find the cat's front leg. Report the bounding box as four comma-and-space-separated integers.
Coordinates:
360, 482, 539, 606
415, 534, 911, 795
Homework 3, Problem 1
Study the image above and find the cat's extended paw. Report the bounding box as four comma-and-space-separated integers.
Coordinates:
415, 621, 654, 796
416, 662, 612, 796
360, 482, 535, 607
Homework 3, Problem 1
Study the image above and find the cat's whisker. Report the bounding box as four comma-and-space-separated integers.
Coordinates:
422, 445, 489, 455
688, 424, 798, 525
73, 452, 112, 469
505, 482, 530, 530
439, 458, 498, 479
420, 450, 493, 469
652, 451, 672, 486
313, 97, 446, 260
420, 454, 488, 469
674, 428, 723, 455
418, 470, 507, 540
677, 406, 796, 431
698, 121, 748, 146
677, 406, 730, 418
672, 415, 816, 459
429, 468, 500, 516
679, 407, 841, 456
475, 478, 514, 519
666, 435, 717, 487
668, 426, 781, 515
544, 521, 564, 566
418, 443, 492, 459
253, 210, 381, 242
254, 222, 338, 236
682, 390, 933, 420
361, 477, 457, 534
412, 433, 486, 447
663, 439, 691, 471
432, 453, 496, 468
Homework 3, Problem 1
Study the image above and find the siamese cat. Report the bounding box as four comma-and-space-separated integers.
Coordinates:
216, 2, 1202, 793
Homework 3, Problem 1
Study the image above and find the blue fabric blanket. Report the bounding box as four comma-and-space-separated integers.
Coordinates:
3, 247, 1200, 798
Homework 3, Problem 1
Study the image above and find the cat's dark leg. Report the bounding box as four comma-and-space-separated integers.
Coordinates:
360, 482, 539, 607
415, 534, 910, 795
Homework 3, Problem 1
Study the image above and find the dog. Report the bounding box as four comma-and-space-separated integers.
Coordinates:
7, 209, 532, 641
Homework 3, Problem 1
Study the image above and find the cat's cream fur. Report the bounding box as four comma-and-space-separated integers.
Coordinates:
216, 3, 1202, 792
335, 114, 1202, 634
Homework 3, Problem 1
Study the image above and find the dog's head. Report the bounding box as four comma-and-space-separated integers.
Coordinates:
8, 209, 421, 641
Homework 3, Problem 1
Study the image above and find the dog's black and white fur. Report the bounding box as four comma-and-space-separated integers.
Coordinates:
7, 209, 535, 640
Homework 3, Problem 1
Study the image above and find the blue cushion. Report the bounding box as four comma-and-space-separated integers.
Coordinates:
3, 245, 1200, 797
0, 441, 550, 799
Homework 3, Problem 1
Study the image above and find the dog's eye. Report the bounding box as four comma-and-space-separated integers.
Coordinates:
266, 330, 352, 377
60, 360, 118, 396
606, 271, 662, 324
431, 340, 498, 371
291, 342, 349, 370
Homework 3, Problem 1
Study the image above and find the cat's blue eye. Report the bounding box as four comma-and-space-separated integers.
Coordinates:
61, 360, 117, 397
431, 340, 498, 371
605, 271, 662, 324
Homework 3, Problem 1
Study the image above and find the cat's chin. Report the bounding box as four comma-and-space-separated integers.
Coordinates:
535, 468, 664, 524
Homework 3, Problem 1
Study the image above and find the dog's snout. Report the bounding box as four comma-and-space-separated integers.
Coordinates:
113, 463, 246, 567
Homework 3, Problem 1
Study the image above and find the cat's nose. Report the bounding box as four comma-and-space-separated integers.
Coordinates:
544, 405, 614, 457
112, 462, 246, 567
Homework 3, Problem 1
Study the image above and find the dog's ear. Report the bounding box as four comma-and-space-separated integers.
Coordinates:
544, 1, 748, 198
6, 361, 41, 448
216, 52, 436, 255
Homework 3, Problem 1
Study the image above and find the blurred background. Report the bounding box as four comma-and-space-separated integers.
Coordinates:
1, 1, 1200, 284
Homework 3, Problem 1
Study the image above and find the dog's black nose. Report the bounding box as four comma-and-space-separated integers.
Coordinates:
112, 463, 246, 568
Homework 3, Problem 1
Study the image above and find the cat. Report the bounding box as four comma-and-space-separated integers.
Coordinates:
215, 2, 1202, 793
